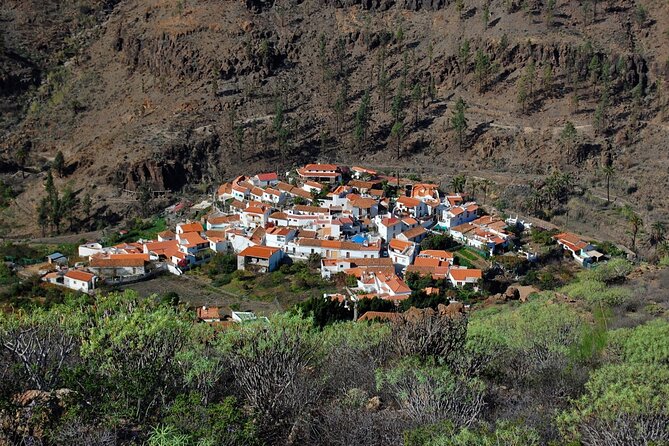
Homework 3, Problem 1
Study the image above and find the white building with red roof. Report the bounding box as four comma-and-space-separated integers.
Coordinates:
448, 268, 482, 288
237, 246, 283, 273
251, 172, 279, 187
395, 196, 429, 218
553, 232, 603, 265
388, 239, 417, 270
297, 163, 342, 183
441, 203, 479, 229
63, 270, 97, 293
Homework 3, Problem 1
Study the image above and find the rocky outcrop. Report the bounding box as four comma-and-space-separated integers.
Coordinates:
122, 130, 222, 192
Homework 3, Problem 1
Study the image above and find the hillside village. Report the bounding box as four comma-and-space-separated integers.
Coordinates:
40, 163, 605, 318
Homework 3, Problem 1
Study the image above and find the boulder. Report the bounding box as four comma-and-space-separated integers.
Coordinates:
505, 286, 520, 300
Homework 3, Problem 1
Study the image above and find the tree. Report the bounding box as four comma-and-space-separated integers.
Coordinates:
378, 69, 389, 113
545, 0, 556, 26
391, 121, 405, 160
354, 90, 371, 146
589, 55, 601, 91
451, 98, 468, 150
458, 40, 470, 83
450, 174, 467, 194
60, 186, 77, 232
482, 2, 490, 28
15, 144, 28, 178
37, 197, 50, 236
391, 81, 405, 124
82, 193, 92, 222
427, 41, 434, 68
623, 206, 643, 253
601, 164, 615, 203
234, 125, 244, 156
45, 170, 57, 204
517, 75, 529, 113
333, 89, 345, 136
428, 75, 437, 103
474, 48, 492, 93
0, 310, 81, 391
53, 150, 65, 177
411, 83, 422, 126
318, 33, 327, 81
480, 179, 493, 204
561, 121, 578, 159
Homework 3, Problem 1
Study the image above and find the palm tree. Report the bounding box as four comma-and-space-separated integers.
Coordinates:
468, 179, 479, 200
528, 189, 544, 216
623, 206, 643, 253
450, 174, 467, 194
480, 179, 493, 204
601, 164, 615, 203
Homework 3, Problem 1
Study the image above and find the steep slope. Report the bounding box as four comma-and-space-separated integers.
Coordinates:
1, 0, 668, 237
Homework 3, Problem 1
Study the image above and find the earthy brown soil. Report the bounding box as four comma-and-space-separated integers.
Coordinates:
1, 0, 668, 245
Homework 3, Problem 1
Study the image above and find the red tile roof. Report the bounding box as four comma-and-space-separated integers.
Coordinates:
397, 196, 422, 208
389, 239, 414, 252
65, 270, 95, 282
179, 232, 208, 247
90, 254, 149, 267
196, 306, 221, 320
449, 268, 483, 281
178, 222, 204, 233
304, 163, 339, 171
239, 246, 280, 259
401, 226, 427, 240
255, 172, 278, 181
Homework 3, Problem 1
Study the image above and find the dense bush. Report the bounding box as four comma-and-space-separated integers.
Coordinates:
0, 288, 666, 445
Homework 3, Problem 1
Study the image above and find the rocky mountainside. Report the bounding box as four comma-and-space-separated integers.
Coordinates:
1, 0, 668, 237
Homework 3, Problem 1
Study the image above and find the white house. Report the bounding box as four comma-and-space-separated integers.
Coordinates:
176, 222, 204, 235
251, 172, 279, 187
397, 225, 428, 244
448, 268, 482, 288
241, 206, 271, 229
262, 188, 286, 205
78, 242, 103, 258
237, 246, 283, 273
88, 254, 150, 278
63, 270, 97, 293
347, 196, 379, 219
285, 239, 381, 260
388, 239, 417, 270
395, 196, 428, 218
265, 227, 297, 249
206, 214, 240, 230
231, 182, 252, 201
376, 217, 404, 241
553, 232, 603, 266
297, 163, 342, 183
351, 166, 378, 179
441, 204, 478, 229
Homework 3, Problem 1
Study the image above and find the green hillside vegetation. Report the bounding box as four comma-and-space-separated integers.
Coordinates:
0, 282, 666, 445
